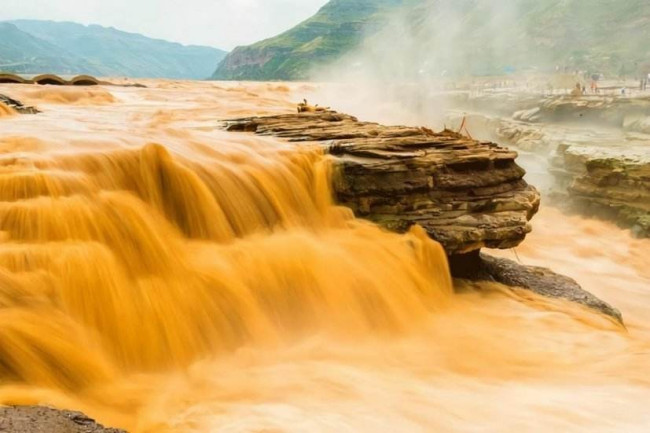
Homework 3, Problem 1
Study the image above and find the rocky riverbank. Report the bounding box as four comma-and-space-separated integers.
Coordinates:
0, 406, 125, 433
554, 143, 650, 237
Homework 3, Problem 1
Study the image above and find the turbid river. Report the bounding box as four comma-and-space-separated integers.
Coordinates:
0, 81, 648, 432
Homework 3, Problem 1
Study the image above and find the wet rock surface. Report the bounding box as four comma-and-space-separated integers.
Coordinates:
0, 94, 39, 114
479, 253, 623, 323
0, 406, 126, 433
225, 111, 541, 255
448, 250, 623, 322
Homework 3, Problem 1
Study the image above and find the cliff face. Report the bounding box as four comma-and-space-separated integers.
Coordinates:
214, 45, 293, 81
225, 111, 540, 255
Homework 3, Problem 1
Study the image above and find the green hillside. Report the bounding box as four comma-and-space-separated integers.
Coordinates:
212, 0, 409, 80
213, 0, 650, 81
1, 20, 227, 79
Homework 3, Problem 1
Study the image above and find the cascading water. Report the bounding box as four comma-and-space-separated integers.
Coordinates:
0, 82, 648, 433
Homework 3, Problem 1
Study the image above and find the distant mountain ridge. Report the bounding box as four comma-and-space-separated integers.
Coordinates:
0, 20, 227, 79
213, 0, 650, 81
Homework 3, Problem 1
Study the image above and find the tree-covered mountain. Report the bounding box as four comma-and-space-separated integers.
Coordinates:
213, 0, 650, 81
0, 20, 227, 79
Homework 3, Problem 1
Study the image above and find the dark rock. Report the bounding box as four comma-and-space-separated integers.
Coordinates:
478, 253, 623, 323
0, 94, 39, 114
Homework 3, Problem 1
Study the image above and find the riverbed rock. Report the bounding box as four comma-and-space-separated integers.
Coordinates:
479, 253, 623, 323
225, 111, 541, 255
0, 94, 39, 114
447, 249, 623, 323
0, 406, 126, 433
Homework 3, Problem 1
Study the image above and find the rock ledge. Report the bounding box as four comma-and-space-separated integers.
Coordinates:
225, 111, 541, 255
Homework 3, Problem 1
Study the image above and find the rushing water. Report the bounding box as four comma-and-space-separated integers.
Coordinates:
0, 81, 649, 432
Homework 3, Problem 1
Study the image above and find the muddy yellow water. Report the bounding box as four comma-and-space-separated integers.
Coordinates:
0, 81, 648, 432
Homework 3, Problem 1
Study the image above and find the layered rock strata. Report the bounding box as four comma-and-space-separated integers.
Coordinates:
446, 98, 650, 238
553, 144, 650, 237
225, 111, 541, 255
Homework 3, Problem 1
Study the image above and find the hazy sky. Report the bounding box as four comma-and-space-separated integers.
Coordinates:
0, 0, 329, 50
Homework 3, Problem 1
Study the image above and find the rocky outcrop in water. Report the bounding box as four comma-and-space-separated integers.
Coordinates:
449, 249, 623, 323
225, 111, 541, 255
0, 406, 126, 433
224, 110, 629, 322
0, 94, 39, 114
479, 253, 623, 323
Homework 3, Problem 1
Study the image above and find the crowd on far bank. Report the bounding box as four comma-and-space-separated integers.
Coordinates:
571, 73, 650, 97
438, 71, 650, 98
